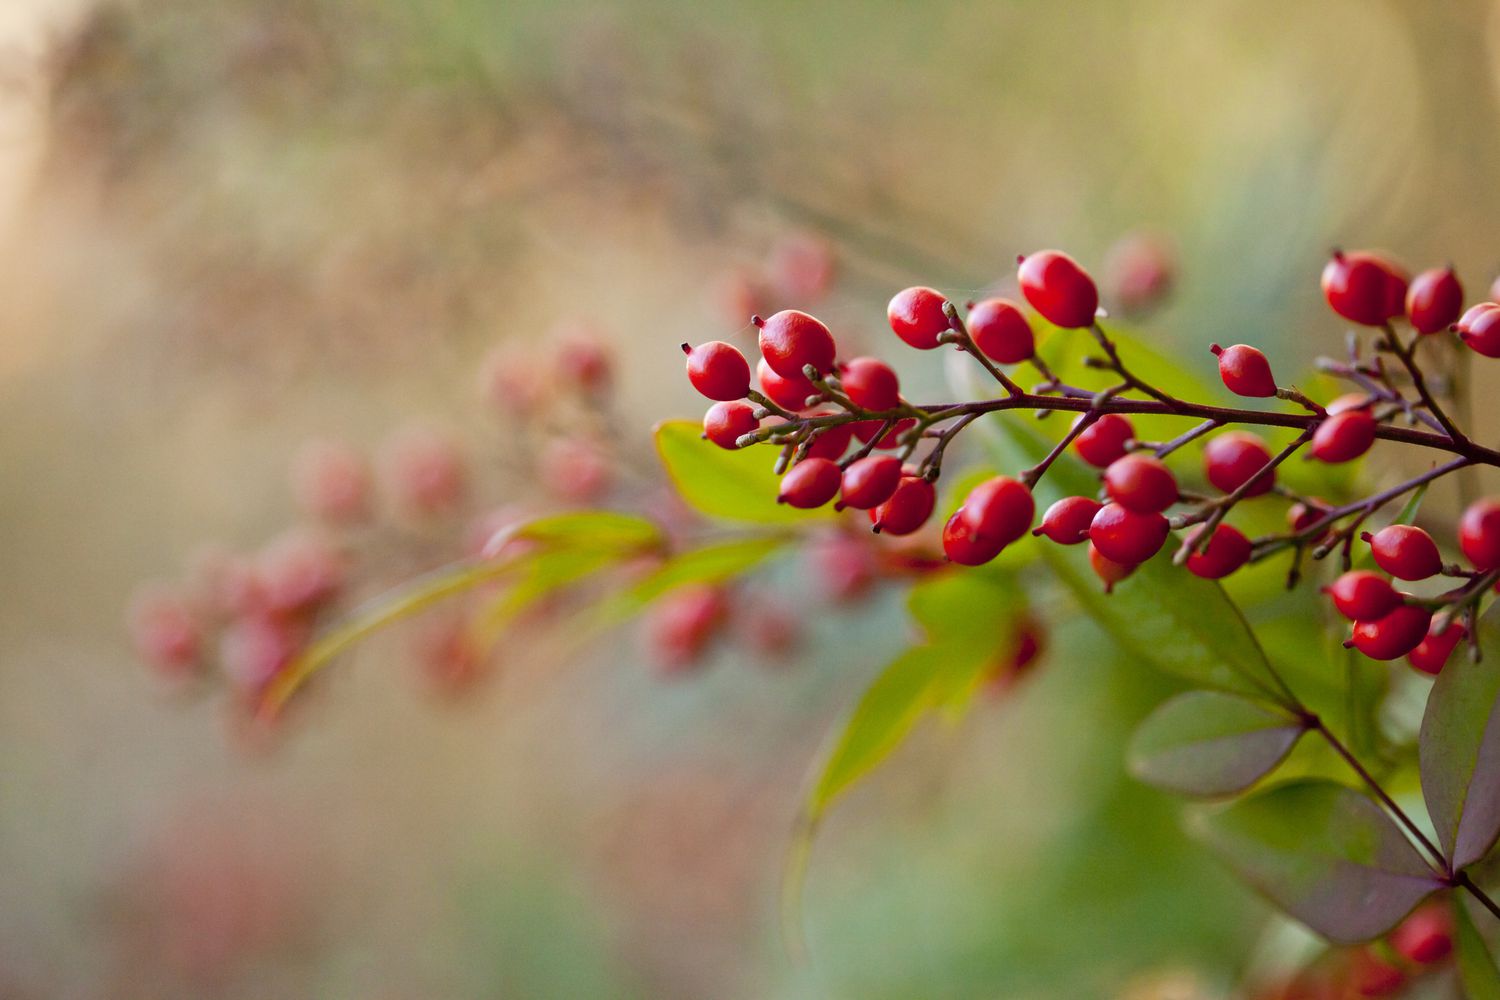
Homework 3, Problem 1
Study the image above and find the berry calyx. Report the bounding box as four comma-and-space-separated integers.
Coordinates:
943, 510, 1007, 566
1102, 454, 1178, 514
1389, 904, 1454, 966
1017, 250, 1099, 328
967, 298, 1034, 363
684, 341, 751, 401
1310, 409, 1377, 463
886, 286, 951, 350
1346, 604, 1433, 661
1088, 543, 1135, 593
869, 475, 936, 535
1321, 250, 1408, 326
1405, 266, 1463, 334
1033, 496, 1102, 545
1203, 431, 1275, 497
1362, 524, 1442, 581
960, 476, 1036, 545
1458, 302, 1500, 357
838, 455, 903, 510
777, 457, 842, 509
702, 400, 759, 449
1209, 344, 1277, 398
1088, 502, 1170, 565
1324, 570, 1402, 621
1407, 619, 1466, 676
755, 310, 837, 378
1460, 498, 1500, 570
1184, 524, 1252, 579
1072, 413, 1135, 468
757, 358, 817, 411
839, 357, 901, 411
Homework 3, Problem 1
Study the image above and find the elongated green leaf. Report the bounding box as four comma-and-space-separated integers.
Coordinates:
654, 420, 835, 525
508, 510, 663, 551
1455, 896, 1500, 999
594, 537, 783, 625
1190, 780, 1444, 943
475, 546, 624, 642
1129, 692, 1307, 797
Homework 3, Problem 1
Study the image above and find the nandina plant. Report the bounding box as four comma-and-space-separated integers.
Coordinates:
132, 241, 1500, 995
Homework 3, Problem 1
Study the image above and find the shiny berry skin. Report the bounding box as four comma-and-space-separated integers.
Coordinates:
838, 455, 902, 510
805, 421, 854, 462
960, 476, 1035, 545
1102, 454, 1178, 514
702, 400, 759, 449
757, 358, 817, 411
886, 286, 951, 349
1017, 250, 1099, 328
839, 357, 901, 411
1405, 266, 1463, 334
943, 510, 1007, 566
1389, 904, 1454, 965
1455, 301, 1500, 333
1408, 619, 1467, 677
1033, 496, 1102, 545
1088, 502, 1169, 565
1321, 250, 1408, 326
1346, 605, 1433, 661
777, 457, 842, 508
1287, 498, 1330, 533
1310, 409, 1377, 463
1088, 544, 1136, 593
1325, 392, 1373, 416
1072, 413, 1135, 468
1458, 302, 1500, 357
1209, 343, 1277, 398
853, 417, 916, 450
1203, 431, 1275, 497
869, 475, 936, 536
1324, 570, 1402, 621
755, 309, 836, 378
1364, 524, 1442, 581
1185, 524, 1253, 579
683, 341, 751, 400
1459, 498, 1500, 570
967, 298, 1034, 363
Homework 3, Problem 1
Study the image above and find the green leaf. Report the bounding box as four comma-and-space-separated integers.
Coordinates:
1455, 896, 1500, 999
508, 510, 663, 551
1129, 691, 1307, 797
594, 537, 784, 625
475, 546, 625, 642
1190, 780, 1444, 943
654, 420, 835, 525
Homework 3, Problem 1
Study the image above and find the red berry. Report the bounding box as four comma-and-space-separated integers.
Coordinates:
1346, 947, 1406, 997
380, 424, 468, 517
1310, 409, 1377, 463
1033, 496, 1102, 545
886, 286, 951, 349
1456, 301, 1500, 333
839, 455, 902, 510
1088, 543, 1136, 593
839, 357, 901, 411
1103, 454, 1178, 514
1088, 503, 1169, 565
1325, 393, 1373, 416
1072, 413, 1135, 468
757, 358, 817, 411
127, 584, 203, 678
805, 420, 854, 462
1364, 524, 1442, 581
1460, 498, 1500, 569
811, 532, 879, 602
1203, 431, 1275, 497
766, 231, 836, 302
683, 341, 751, 400
869, 475, 936, 535
1287, 498, 1331, 534
755, 310, 836, 378
1346, 605, 1433, 661
853, 417, 916, 450
554, 324, 613, 392
1459, 303, 1500, 357
1017, 250, 1099, 328
960, 476, 1036, 544
1210, 343, 1277, 398
1185, 524, 1252, 579
943, 510, 1007, 566
1102, 232, 1174, 317
1408, 619, 1467, 676
1406, 266, 1463, 334
291, 439, 370, 524
1389, 903, 1454, 965
645, 584, 727, 674
258, 530, 344, 615
967, 298, 1034, 363
778, 457, 842, 509
1325, 571, 1402, 621
1321, 250, 1409, 326
703, 400, 759, 449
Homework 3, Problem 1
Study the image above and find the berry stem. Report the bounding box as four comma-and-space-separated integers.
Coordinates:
942, 301, 1025, 396
1382, 323, 1469, 448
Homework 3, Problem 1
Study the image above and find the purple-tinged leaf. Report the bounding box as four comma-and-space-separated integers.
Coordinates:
1419, 626, 1500, 870
1129, 692, 1306, 797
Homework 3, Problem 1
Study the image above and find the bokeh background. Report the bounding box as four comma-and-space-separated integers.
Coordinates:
4, 1, 1500, 996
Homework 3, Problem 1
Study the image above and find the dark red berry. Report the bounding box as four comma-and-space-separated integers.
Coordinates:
1407, 619, 1466, 676
1346, 947, 1406, 998
839, 455, 902, 510
1072, 413, 1135, 468
1103, 454, 1178, 514
684, 341, 750, 401
1088, 502, 1169, 565
1088, 543, 1135, 593
839, 357, 901, 411
886, 286, 951, 350
1210, 343, 1277, 398
703, 400, 758, 449
1185, 524, 1252, 579
1456, 301, 1500, 334
1346, 605, 1432, 661
1310, 409, 1377, 463
1389, 903, 1454, 965
1459, 303, 1500, 357
757, 358, 817, 411
1460, 498, 1500, 570
1406, 266, 1464, 334
943, 510, 1007, 566
1324, 570, 1402, 621
869, 475, 936, 535
967, 298, 1034, 363
1203, 431, 1275, 497
805, 419, 854, 461
645, 584, 727, 674
777, 457, 842, 509
1321, 250, 1408, 326
1033, 496, 1102, 545
1017, 250, 1099, 328
1364, 524, 1442, 581
853, 417, 916, 450
1287, 498, 1330, 534
756, 310, 836, 378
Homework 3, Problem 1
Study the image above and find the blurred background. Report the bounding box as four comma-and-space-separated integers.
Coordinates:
4, 0, 1500, 996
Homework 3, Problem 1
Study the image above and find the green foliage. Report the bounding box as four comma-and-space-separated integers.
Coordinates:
1129, 691, 1307, 797
593, 536, 784, 624
1454, 897, 1500, 999
655, 420, 836, 525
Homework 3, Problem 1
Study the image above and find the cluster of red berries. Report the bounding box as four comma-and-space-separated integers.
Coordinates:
1254, 903, 1453, 999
